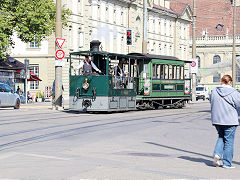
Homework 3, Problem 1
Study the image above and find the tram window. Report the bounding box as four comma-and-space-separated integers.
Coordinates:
157, 64, 160, 78
144, 64, 148, 73
160, 65, 164, 79
172, 66, 176, 79
123, 64, 129, 77
153, 64, 156, 78
143, 64, 148, 78
164, 65, 169, 79
176, 66, 180, 79
180, 66, 184, 79
169, 65, 172, 79
131, 64, 134, 77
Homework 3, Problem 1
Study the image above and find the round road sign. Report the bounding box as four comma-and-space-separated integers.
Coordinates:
191, 61, 196, 67
55, 49, 65, 59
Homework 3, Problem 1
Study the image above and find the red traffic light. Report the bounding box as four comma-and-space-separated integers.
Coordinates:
127, 31, 131, 35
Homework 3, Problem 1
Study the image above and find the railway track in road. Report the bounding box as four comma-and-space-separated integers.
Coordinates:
0, 107, 210, 151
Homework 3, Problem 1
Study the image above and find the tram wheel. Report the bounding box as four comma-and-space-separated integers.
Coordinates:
153, 104, 159, 109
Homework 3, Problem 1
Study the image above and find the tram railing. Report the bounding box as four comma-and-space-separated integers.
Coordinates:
112, 76, 134, 89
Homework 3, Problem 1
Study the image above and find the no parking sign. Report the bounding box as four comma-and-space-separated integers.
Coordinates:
189, 58, 198, 73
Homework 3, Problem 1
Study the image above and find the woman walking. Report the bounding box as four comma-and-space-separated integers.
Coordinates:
211, 75, 240, 168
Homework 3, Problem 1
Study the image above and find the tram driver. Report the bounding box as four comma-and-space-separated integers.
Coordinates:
83, 55, 102, 75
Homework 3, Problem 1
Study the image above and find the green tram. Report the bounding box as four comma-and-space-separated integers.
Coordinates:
69, 51, 191, 112
129, 53, 191, 109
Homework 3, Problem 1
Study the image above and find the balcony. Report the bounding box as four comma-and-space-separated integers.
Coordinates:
190, 35, 240, 47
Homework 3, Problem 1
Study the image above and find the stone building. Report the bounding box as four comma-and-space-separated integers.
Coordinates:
181, 0, 240, 90
9, 0, 193, 103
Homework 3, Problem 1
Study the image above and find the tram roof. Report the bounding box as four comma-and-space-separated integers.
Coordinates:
70, 51, 140, 59
128, 53, 191, 63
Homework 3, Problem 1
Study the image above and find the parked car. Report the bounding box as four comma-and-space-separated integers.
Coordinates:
196, 85, 210, 100
0, 83, 20, 109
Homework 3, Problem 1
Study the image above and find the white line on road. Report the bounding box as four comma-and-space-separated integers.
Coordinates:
18, 152, 71, 161
0, 152, 17, 160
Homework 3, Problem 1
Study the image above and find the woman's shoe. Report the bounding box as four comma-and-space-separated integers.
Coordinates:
222, 165, 235, 169
213, 154, 221, 167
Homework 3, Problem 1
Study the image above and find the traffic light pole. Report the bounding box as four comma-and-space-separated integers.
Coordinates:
55, 0, 63, 108
192, 0, 197, 102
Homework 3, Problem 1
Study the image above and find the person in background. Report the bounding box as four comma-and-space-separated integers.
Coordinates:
16, 86, 22, 95
114, 62, 124, 87
27, 91, 33, 103
210, 75, 240, 169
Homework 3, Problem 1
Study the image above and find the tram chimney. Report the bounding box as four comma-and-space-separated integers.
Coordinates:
90, 40, 101, 51
90, 40, 105, 74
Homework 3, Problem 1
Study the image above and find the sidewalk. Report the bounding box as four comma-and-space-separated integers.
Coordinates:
20, 101, 69, 110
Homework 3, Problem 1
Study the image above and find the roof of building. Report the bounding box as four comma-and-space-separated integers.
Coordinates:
170, 1, 190, 16
0, 56, 24, 70
153, 1, 190, 17
173, 0, 240, 36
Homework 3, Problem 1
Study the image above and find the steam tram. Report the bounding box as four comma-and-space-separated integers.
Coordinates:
69, 50, 191, 112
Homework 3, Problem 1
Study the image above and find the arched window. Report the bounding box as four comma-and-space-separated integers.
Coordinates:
196, 56, 200, 68
213, 55, 221, 64
213, 55, 221, 83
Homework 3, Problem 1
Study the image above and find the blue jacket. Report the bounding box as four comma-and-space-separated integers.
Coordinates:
210, 85, 240, 125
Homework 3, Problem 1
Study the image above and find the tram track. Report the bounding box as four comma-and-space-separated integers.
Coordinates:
0, 109, 210, 151
0, 107, 207, 126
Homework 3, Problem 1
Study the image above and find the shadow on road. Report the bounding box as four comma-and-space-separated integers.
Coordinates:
145, 142, 240, 166
178, 156, 212, 166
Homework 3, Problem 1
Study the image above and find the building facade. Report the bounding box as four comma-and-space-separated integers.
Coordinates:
181, 0, 240, 90
9, 0, 192, 103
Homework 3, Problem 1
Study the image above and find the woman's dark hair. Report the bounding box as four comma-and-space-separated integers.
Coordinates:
221, 75, 232, 84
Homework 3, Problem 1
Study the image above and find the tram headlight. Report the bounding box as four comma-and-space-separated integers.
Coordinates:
82, 78, 89, 90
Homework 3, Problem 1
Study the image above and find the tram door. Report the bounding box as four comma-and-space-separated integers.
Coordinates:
137, 61, 151, 96
143, 64, 151, 95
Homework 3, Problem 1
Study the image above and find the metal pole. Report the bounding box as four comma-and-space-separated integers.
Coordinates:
24, 59, 29, 104
192, 0, 197, 102
232, 0, 236, 88
142, 0, 147, 53
55, 0, 63, 108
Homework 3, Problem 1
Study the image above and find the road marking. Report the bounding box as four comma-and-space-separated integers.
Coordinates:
20, 106, 52, 109
18, 153, 71, 161
0, 152, 17, 160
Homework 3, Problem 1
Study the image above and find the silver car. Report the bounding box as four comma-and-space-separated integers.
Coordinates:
0, 83, 20, 109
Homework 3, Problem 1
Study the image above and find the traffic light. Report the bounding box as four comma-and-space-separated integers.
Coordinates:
126, 30, 132, 45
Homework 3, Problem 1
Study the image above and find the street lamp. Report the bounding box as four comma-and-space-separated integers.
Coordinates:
24, 59, 29, 104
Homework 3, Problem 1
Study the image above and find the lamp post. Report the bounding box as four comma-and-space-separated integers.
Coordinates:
232, 0, 236, 88
24, 58, 29, 104
192, 0, 197, 102
55, 0, 63, 108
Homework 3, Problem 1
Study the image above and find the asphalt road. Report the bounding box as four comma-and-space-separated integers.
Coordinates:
0, 101, 240, 180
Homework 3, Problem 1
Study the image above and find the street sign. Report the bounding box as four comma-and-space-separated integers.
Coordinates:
56, 38, 66, 49
190, 61, 196, 67
55, 49, 65, 59
189, 58, 198, 74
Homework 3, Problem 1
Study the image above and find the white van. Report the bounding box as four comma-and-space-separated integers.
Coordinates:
196, 85, 210, 100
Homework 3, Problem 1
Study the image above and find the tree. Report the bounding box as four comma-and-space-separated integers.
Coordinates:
0, 0, 70, 59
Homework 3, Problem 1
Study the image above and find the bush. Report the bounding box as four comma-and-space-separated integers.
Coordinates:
36, 92, 44, 98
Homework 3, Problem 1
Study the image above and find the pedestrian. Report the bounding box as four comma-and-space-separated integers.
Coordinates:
210, 75, 240, 168
16, 86, 22, 95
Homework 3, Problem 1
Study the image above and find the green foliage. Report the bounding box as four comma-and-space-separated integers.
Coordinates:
0, 0, 70, 59
36, 91, 43, 98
